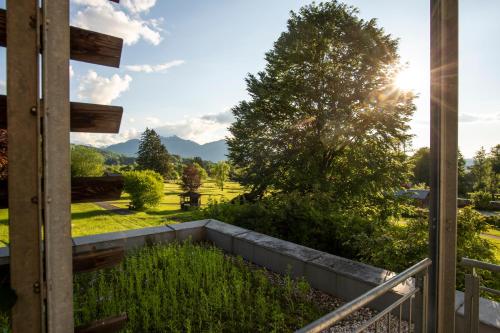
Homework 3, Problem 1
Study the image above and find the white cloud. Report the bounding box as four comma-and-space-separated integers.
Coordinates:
153, 112, 234, 144
71, 127, 140, 147
460, 113, 500, 123
69, 65, 75, 78
0, 80, 5, 94
72, 0, 162, 46
122, 0, 156, 13
128, 117, 136, 123
77, 70, 132, 104
145, 116, 161, 125
125, 60, 185, 73
201, 109, 234, 124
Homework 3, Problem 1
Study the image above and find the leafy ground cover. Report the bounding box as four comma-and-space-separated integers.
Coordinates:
0, 180, 242, 246
1, 241, 330, 332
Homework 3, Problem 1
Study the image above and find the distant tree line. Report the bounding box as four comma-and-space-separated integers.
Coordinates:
410, 145, 499, 200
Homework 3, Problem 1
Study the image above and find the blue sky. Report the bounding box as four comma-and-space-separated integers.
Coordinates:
0, 0, 499, 157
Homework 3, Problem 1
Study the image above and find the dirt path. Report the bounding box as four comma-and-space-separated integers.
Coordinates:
481, 233, 500, 241
95, 202, 135, 215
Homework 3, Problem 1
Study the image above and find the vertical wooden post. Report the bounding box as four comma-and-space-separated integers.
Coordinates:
6, 0, 44, 331
42, 0, 74, 331
429, 0, 459, 332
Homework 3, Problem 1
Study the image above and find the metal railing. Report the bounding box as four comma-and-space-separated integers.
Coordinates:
461, 257, 500, 333
296, 258, 432, 333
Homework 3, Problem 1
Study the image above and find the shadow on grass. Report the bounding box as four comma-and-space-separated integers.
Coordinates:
71, 209, 112, 220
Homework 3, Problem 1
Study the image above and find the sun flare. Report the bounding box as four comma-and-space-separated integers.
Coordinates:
394, 69, 416, 91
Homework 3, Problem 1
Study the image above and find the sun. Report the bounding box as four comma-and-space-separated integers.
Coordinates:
394, 68, 416, 91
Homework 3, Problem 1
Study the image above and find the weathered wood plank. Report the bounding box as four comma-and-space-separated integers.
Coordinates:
0, 9, 123, 68
71, 176, 124, 203
0, 176, 124, 208
0, 247, 124, 288
7, 0, 44, 331
75, 314, 128, 333
73, 247, 124, 273
70, 26, 123, 68
429, 0, 459, 332
0, 95, 123, 133
42, 0, 74, 330
70, 102, 123, 133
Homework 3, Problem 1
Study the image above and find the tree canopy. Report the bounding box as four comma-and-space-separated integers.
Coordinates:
213, 161, 231, 191
136, 128, 171, 178
228, 1, 415, 204
181, 164, 202, 192
71, 145, 105, 177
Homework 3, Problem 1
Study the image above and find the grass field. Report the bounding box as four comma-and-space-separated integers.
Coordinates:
0, 180, 243, 247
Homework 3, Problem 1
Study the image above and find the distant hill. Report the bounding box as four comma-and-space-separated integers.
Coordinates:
105, 135, 228, 162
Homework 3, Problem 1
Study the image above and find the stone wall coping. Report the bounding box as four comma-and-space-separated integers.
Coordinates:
205, 219, 250, 236
233, 230, 324, 263
455, 290, 500, 329
167, 219, 210, 230
72, 225, 174, 247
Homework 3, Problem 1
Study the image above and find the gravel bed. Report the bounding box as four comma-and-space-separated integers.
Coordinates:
227, 253, 411, 333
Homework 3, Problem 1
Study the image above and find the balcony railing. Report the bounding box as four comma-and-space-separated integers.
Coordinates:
461, 257, 500, 333
296, 258, 432, 333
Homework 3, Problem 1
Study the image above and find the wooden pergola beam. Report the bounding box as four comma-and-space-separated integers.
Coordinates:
0, 95, 123, 133
6, 0, 44, 331
429, 0, 459, 332
0, 9, 123, 68
0, 176, 124, 209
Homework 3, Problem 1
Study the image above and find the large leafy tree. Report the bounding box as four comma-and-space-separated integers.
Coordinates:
229, 2, 415, 204
136, 128, 171, 178
71, 145, 105, 177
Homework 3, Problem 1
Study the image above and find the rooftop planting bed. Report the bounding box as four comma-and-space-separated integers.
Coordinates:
1, 241, 336, 332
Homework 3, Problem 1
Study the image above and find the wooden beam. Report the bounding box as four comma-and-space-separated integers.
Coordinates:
75, 314, 128, 333
0, 9, 123, 68
7, 0, 44, 331
73, 247, 124, 273
429, 0, 459, 332
71, 176, 124, 203
0, 176, 124, 208
0, 247, 124, 288
0, 95, 123, 133
42, 0, 74, 330
70, 26, 123, 68
69, 102, 123, 133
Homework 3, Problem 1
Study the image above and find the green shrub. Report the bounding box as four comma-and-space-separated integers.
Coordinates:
470, 191, 491, 210
198, 196, 499, 301
197, 191, 380, 260
123, 170, 163, 210
358, 207, 498, 300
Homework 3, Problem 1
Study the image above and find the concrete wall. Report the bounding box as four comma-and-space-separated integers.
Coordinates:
0, 219, 498, 332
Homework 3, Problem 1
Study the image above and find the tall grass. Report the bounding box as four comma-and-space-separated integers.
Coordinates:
72, 241, 325, 332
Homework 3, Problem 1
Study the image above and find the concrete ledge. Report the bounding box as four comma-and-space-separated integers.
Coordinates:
455, 290, 500, 333
167, 220, 209, 242
72, 225, 176, 253
205, 219, 249, 252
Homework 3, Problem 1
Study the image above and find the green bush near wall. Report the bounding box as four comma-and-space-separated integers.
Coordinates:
123, 170, 164, 210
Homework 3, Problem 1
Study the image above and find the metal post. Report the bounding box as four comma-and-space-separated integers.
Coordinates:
6, 0, 44, 331
429, 0, 459, 332
42, 0, 74, 331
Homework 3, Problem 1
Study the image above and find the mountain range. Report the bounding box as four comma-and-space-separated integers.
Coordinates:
105, 135, 228, 162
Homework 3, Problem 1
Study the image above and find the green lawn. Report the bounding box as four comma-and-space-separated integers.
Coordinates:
0, 180, 243, 247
